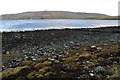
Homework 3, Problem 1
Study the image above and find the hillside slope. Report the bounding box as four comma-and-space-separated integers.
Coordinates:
1, 11, 118, 19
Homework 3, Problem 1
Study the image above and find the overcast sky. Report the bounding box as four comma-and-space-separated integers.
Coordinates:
0, 0, 119, 16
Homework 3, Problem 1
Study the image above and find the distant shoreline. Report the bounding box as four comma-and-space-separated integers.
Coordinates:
1, 26, 119, 33
1, 11, 119, 20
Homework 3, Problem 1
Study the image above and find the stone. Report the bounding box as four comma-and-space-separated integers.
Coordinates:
95, 66, 105, 72
91, 46, 96, 48
89, 73, 94, 76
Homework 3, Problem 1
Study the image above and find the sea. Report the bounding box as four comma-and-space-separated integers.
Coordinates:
0, 19, 118, 32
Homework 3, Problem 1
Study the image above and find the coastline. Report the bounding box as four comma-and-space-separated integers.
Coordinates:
0, 25, 119, 32
2, 26, 120, 80
2, 26, 120, 61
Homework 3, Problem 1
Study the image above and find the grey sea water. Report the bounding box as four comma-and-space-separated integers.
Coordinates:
0, 19, 118, 31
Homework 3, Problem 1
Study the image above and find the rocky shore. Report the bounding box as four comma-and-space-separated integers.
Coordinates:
1, 26, 120, 80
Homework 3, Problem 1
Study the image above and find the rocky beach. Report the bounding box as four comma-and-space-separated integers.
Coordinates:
1, 26, 120, 80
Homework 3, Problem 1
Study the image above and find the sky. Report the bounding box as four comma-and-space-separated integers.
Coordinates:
0, 0, 119, 16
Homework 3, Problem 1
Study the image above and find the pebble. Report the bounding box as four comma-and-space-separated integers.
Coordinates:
95, 66, 104, 72
89, 73, 94, 76
48, 58, 55, 61
97, 47, 102, 50
91, 46, 96, 48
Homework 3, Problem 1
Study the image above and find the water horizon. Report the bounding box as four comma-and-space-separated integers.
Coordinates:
0, 19, 118, 32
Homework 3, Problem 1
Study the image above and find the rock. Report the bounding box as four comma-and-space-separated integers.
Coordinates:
95, 66, 105, 72
97, 47, 102, 50
48, 58, 55, 61
91, 46, 96, 48
89, 73, 94, 76
6, 51, 10, 55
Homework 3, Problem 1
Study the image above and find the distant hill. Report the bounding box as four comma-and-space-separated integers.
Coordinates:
0, 11, 119, 20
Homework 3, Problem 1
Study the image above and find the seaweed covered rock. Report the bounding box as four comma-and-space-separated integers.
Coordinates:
43, 61, 52, 66
20, 60, 32, 66
2, 66, 28, 78
34, 63, 44, 69
27, 71, 42, 79
2, 41, 120, 80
